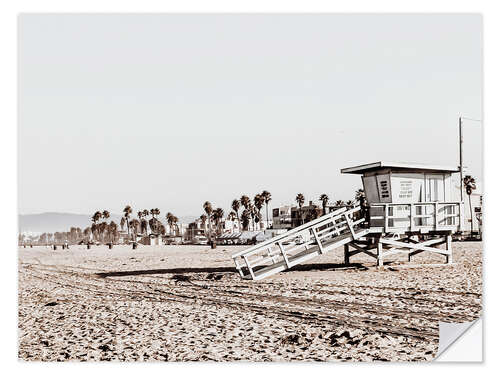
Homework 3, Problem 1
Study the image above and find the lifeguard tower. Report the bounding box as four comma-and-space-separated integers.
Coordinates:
340, 162, 462, 266
231, 161, 463, 281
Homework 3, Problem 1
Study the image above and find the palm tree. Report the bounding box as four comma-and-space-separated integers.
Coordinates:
231, 199, 241, 230
130, 219, 140, 240
108, 221, 118, 243
120, 217, 125, 231
253, 206, 262, 230
141, 210, 150, 235
199, 214, 208, 233
150, 208, 160, 219
248, 202, 256, 231
92, 211, 101, 224
463, 175, 477, 237
83, 227, 91, 241
149, 216, 161, 235
102, 210, 110, 222
171, 215, 179, 236
319, 194, 329, 216
355, 189, 368, 220
254, 194, 265, 230
240, 195, 251, 209
91, 211, 102, 241
166, 212, 175, 234
212, 208, 225, 235
123, 205, 132, 237
345, 200, 354, 208
240, 196, 251, 229
203, 201, 213, 240
261, 190, 272, 229
335, 200, 344, 207
140, 219, 148, 235
98, 222, 108, 242
296, 193, 305, 225
241, 209, 251, 231
90, 223, 98, 241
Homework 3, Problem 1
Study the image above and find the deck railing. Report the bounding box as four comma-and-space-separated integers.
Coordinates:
369, 201, 462, 233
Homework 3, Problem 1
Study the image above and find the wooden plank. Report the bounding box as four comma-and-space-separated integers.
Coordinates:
407, 237, 447, 247
384, 205, 389, 233
350, 248, 378, 259
377, 240, 383, 266
446, 234, 453, 264
434, 202, 438, 231
344, 244, 350, 264
343, 213, 356, 237
379, 237, 449, 255
312, 228, 324, 254
410, 204, 414, 232
243, 255, 256, 280
278, 241, 290, 268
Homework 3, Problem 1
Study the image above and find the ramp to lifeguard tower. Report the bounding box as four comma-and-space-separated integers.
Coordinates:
232, 206, 369, 280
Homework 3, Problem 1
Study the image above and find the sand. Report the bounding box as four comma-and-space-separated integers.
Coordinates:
18, 241, 482, 362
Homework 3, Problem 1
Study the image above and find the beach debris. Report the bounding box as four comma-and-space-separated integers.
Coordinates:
206, 273, 223, 281
327, 329, 363, 347
172, 274, 192, 284
98, 344, 112, 352
44, 302, 58, 307
280, 334, 303, 345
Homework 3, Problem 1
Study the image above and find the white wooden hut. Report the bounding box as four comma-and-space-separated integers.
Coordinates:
341, 161, 462, 264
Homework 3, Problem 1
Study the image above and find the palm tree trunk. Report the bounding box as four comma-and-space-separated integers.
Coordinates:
207, 218, 211, 240
469, 194, 473, 238
265, 203, 269, 229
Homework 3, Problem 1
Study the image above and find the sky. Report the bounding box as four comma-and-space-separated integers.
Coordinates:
18, 14, 482, 217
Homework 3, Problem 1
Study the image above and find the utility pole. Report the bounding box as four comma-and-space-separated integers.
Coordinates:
459, 116, 464, 202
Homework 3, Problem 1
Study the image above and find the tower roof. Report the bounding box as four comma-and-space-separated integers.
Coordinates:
341, 161, 459, 175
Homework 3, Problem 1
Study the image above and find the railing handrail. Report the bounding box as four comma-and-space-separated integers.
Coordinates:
231, 206, 358, 259
370, 201, 461, 207
369, 201, 461, 232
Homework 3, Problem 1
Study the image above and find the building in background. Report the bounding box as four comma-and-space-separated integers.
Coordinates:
272, 205, 293, 230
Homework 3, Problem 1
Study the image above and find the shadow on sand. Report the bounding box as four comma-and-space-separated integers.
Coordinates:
95, 262, 367, 278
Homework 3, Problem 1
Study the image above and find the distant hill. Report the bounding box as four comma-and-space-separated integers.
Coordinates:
18, 212, 197, 234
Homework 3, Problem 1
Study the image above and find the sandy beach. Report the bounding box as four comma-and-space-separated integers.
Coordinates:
18, 242, 482, 361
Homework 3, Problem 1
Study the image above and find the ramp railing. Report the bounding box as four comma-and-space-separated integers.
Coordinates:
232, 206, 366, 280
